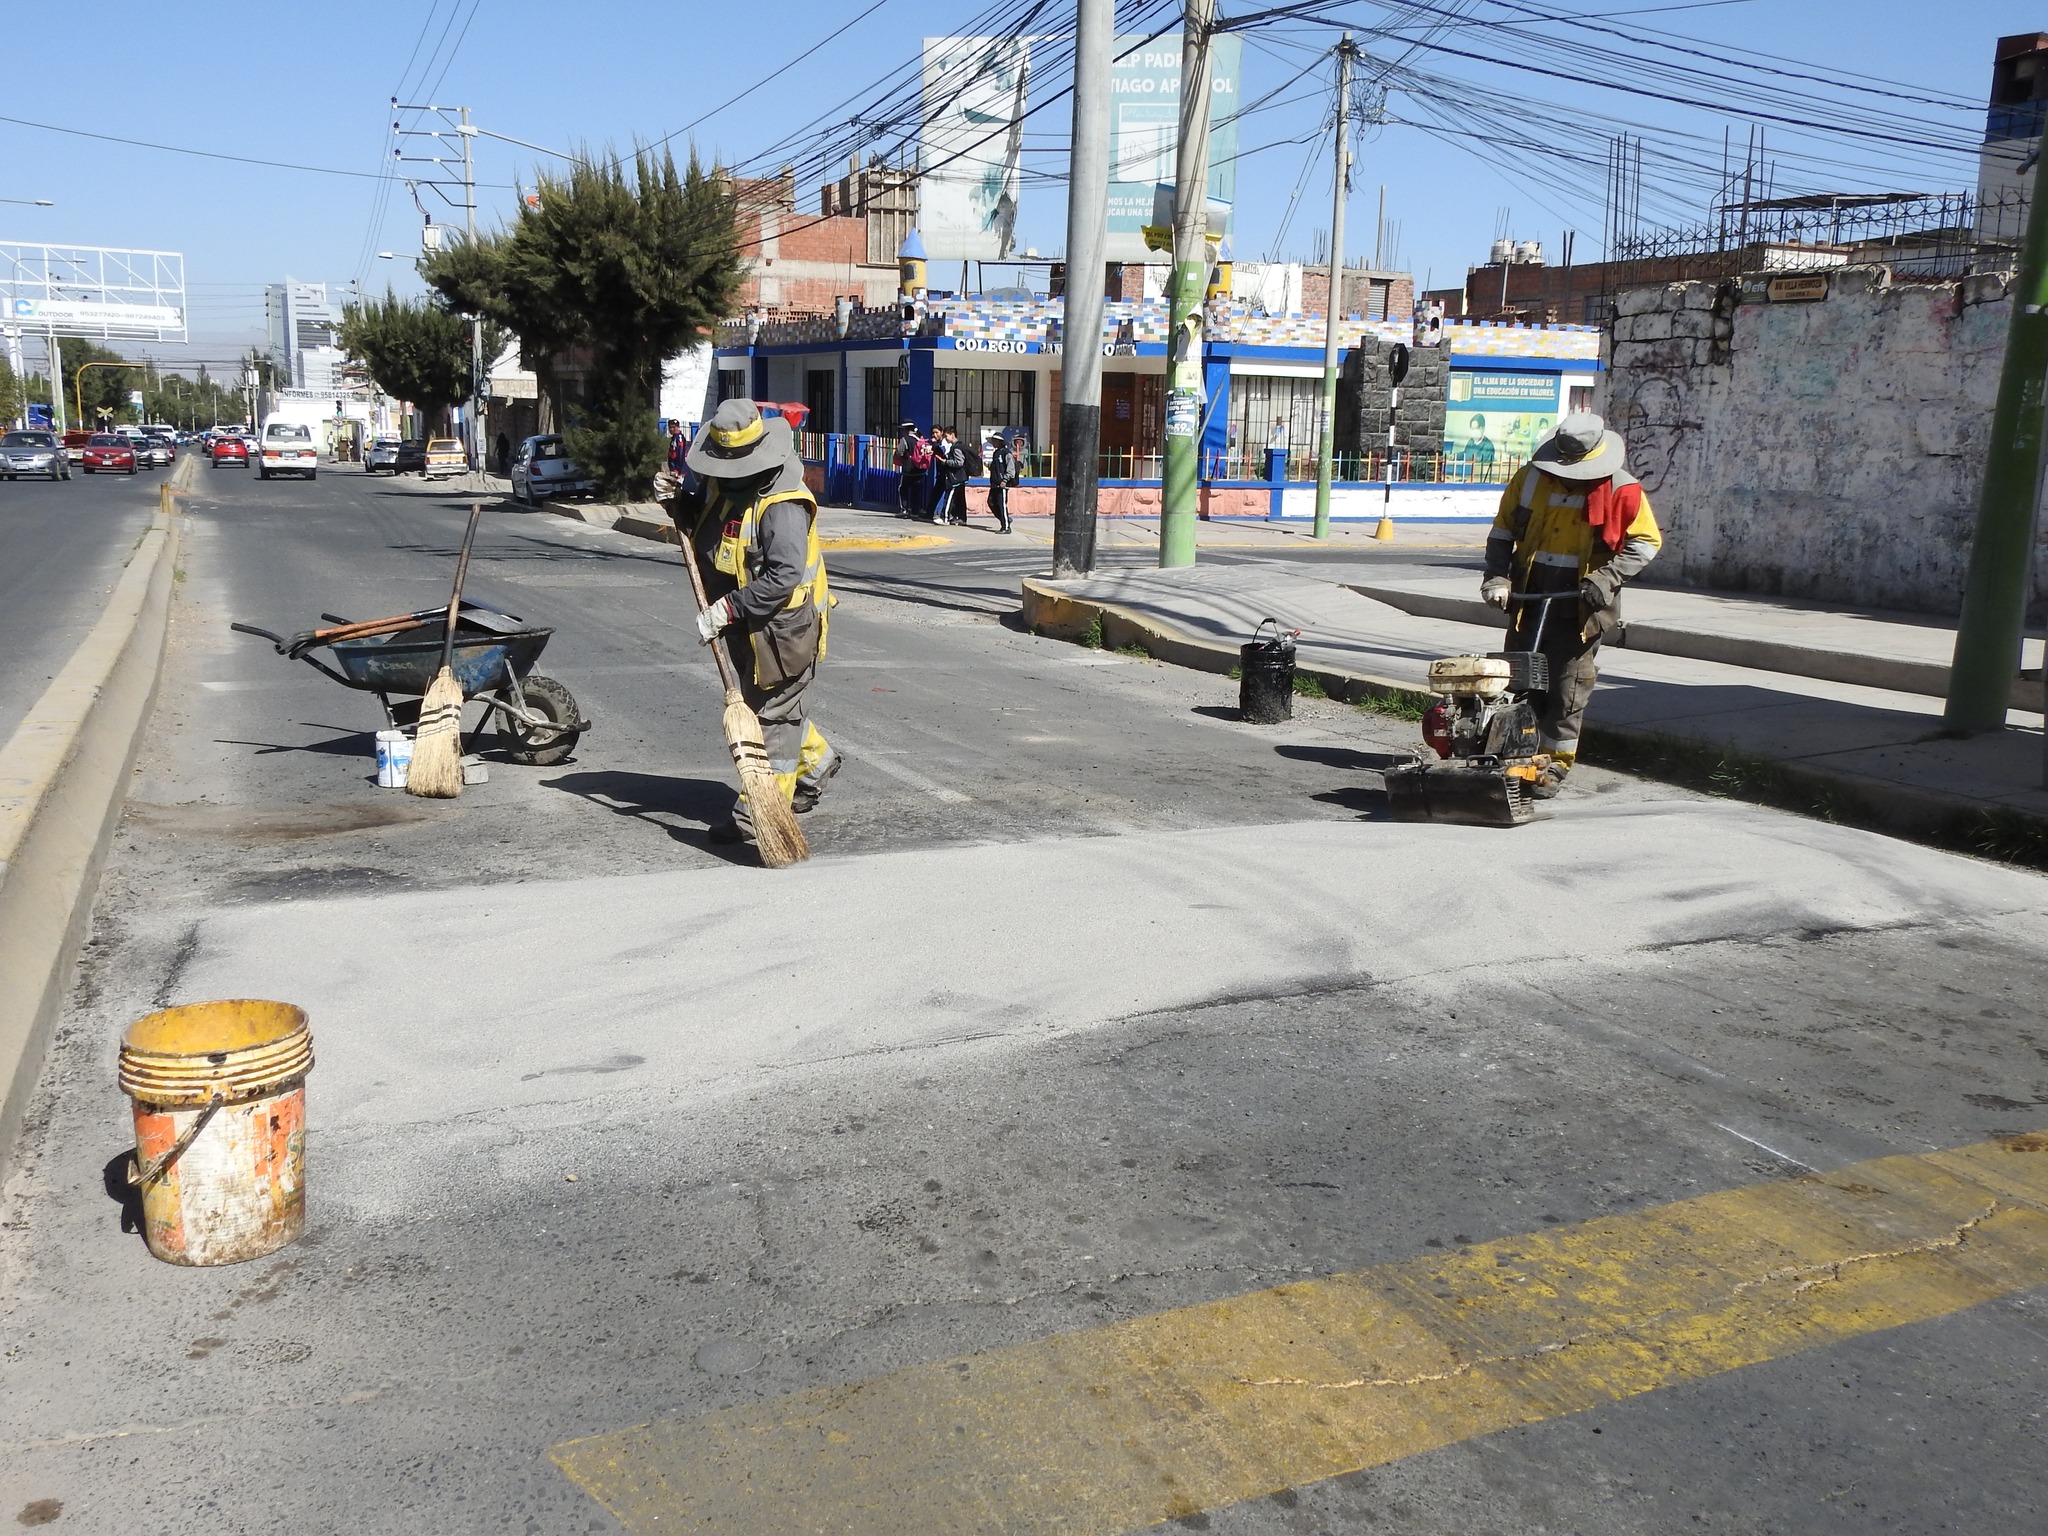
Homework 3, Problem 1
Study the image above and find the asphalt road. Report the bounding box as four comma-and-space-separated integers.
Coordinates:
0, 458, 166, 742
4, 467, 2047, 1535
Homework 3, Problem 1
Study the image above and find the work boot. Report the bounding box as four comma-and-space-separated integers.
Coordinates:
1525, 762, 1570, 801
707, 818, 749, 844
793, 749, 843, 814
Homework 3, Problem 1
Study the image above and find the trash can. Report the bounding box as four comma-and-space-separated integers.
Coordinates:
1240, 619, 1298, 724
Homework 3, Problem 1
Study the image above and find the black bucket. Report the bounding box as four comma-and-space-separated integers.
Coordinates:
1239, 620, 1298, 724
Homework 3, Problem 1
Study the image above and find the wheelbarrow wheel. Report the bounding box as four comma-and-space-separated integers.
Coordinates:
501, 674, 581, 766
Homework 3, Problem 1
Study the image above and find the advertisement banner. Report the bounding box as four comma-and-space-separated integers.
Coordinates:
919, 36, 1030, 261
1443, 370, 1560, 476
1106, 34, 1241, 262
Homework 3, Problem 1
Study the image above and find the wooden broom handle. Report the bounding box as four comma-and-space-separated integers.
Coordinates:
439, 504, 484, 675
678, 525, 741, 695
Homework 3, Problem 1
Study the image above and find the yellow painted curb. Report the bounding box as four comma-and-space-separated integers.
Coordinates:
0, 505, 181, 1173
819, 534, 952, 552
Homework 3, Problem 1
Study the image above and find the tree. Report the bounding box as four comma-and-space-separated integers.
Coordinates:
423, 147, 742, 500
338, 291, 503, 432
59, 338, 136, 425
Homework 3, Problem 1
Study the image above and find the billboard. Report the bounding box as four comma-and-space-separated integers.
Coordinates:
1106, 34, 1241, 262
12, 298, 183, 331
1444, 370, 1560, 475
920, 36, 1030, 261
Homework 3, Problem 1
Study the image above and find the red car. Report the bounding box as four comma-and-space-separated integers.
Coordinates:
82, 434, 137, 474
212, 435, 249, 467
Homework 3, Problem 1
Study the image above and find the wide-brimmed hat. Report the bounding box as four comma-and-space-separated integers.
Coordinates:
686, 399, 794, 479
1530, 411, 1627, 481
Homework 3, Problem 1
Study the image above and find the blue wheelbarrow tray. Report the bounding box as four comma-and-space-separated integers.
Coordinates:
327, 623, 553, 699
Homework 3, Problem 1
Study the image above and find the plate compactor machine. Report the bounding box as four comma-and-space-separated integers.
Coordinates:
1384, 592, 1570, 828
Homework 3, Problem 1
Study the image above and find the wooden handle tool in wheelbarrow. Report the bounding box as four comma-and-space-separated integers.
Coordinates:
679, 522, 808, 868
405, 503, 486, 799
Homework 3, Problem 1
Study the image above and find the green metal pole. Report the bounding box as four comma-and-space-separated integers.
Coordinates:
1312, 36, 1354, 541
1945, 175, 2048, 733
1160, 0, 1215, 569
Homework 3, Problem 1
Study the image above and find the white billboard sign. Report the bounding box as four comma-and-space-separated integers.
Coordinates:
13, 298, 183, 331
919, 36, 1030, 262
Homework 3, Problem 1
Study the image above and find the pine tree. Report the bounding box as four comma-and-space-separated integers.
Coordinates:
423, 147, 742, 500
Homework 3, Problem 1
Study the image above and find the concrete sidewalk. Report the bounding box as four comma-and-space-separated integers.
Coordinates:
1020, 562, 2048, 850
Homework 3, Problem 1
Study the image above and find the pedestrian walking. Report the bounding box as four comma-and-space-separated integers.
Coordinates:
1480, 411, 1661, 799
984, 433, 1015, 533
657, 400, 842, 843
894, 421, 930, 517
930, 427, 967, 525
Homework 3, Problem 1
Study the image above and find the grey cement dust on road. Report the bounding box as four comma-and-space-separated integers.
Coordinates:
4, 466, 2047, 1535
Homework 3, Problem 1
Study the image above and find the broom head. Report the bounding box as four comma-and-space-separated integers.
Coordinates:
405, 666, 467, 798
721, 688, 808, 867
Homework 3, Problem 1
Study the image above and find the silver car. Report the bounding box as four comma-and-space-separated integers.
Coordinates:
510, 434, 595, 502
1, 429, 71, 480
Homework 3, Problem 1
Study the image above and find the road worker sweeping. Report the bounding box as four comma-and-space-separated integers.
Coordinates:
1479, 411, 1661, 798
657, 399, 840, 843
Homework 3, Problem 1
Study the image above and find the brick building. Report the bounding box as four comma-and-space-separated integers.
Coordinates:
729, 166, 909, 314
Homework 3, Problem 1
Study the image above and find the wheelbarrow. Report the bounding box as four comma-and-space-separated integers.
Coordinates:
232, 602, 591, 766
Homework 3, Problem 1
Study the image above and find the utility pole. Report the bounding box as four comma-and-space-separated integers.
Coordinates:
1159, 0, 1216, 569
1312, 34, 1357, 540
1054, 0, 1113, 578
1947, 156, 2048, 736
460, 107, 483, 480
394, 99, 484, 474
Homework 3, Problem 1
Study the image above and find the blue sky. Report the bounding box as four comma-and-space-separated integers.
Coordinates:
0, 0, 2031, 366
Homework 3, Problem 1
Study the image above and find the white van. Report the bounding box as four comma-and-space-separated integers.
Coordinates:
257, 418, 319, 481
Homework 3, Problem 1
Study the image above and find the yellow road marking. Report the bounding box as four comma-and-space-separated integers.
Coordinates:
552, 1133, 2048, 1534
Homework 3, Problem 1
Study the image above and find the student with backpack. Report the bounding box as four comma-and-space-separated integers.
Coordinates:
894, 421, 931, 517
983, 433, 1015, 534
929, 428, 968, 525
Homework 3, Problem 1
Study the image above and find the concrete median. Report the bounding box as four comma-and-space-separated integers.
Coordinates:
0, 456, 189, 1174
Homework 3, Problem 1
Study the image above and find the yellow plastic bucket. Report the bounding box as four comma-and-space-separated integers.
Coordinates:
119, 1000, 314, 1266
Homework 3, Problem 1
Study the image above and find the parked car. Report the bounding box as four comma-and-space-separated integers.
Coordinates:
62, 429, 92, 465
424, 437, 468, 478
82, 434, 137, 474
211, 435, 248, 467
394, 439, 427, 473
509, 435, 595, 502
0, 429, 71, 480
364, 436, 407, 474
257, 419, 318, 480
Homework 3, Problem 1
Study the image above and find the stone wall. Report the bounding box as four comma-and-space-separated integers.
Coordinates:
1606, 267, 2039, 619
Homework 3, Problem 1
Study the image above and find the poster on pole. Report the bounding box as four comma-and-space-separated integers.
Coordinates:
919, 36, 1030, 261
1443, 370, 1560, 475
1105, 34, 1241, 263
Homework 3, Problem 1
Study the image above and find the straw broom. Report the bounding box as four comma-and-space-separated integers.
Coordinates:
680, 536, 808, 868
406, 503, 485, 799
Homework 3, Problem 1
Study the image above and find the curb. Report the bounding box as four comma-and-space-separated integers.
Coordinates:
1019, 579, 1430, 714
1020, 579, 2048, 868
1345, 582, 2041, 714
0, 470, 186, 1173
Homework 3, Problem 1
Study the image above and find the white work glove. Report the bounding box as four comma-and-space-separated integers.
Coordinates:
1481, 576, 1511, 610
652, 468, 682, 502
696, 594, 735, 645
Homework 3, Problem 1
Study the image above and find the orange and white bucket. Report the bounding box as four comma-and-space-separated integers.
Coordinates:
118, 1000, 313, 1266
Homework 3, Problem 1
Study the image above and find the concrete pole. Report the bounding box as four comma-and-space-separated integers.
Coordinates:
1159, 0, 1215, 569
1312, 35, 1355, 541
461, 109, 484, 480
1945, 167, 2048, 734
1054, 0, 1113, 578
